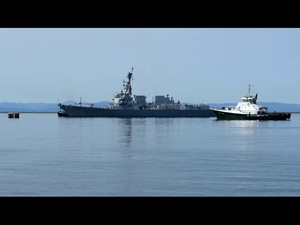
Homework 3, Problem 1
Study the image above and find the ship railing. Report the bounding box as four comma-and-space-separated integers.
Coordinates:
70, 102, 95, 108
155, 103, 181, 109
218, 106, 236, 110
196, 104, 209, 108
183, 103, 209, 109
226, 106, 236, 110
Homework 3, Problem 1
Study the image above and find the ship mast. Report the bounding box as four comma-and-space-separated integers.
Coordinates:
248, 84, 254, 96
248, 84, 251, 95
125, 67, 133, 96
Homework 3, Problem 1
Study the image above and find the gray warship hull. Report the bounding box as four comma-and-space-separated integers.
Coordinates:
58, 105, 215, 118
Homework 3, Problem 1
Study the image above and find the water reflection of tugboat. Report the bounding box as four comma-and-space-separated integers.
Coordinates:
210, 84, 291, 120
57, 68, 214, 118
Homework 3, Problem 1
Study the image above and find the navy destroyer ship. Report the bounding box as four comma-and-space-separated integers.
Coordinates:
57, 68, 214, 118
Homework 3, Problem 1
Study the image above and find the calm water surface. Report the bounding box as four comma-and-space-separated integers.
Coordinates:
1, 113, 300, 196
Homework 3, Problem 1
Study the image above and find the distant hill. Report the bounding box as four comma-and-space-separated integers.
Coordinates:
0, 102, 60, 112
0, 101, 110, 112
0, 101, 299, 113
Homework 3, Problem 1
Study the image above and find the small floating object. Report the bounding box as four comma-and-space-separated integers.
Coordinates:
57, 110, 68, 117
8, 112, 20, 119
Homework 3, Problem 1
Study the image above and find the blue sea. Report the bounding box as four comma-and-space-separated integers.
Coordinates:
1, 112, 300, 196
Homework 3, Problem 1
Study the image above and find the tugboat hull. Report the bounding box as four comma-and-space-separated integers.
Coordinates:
246, 112, 291, 120
210, 109, 291, 121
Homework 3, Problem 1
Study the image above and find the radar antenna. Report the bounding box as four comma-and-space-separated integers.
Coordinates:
125, 67, 134, 96
248, 84, 254, 95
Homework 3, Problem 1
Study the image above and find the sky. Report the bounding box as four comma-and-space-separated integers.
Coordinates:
0, 28, 300, 104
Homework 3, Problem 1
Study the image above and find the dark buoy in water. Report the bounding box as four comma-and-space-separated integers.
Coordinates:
8, 112, 20, 119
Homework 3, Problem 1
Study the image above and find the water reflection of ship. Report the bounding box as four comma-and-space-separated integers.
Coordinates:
222, 120, 259, 136
120, 118, 132, 146
117, 118, 148, 147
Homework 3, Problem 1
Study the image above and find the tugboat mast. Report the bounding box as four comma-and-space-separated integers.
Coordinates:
248, 84, 254, 96
248, 84, 251, 95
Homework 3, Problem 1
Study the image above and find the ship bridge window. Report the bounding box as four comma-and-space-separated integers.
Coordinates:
242, 98, 253, 103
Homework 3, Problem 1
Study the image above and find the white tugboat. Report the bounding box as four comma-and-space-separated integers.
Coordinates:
210, 84, 291, 120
